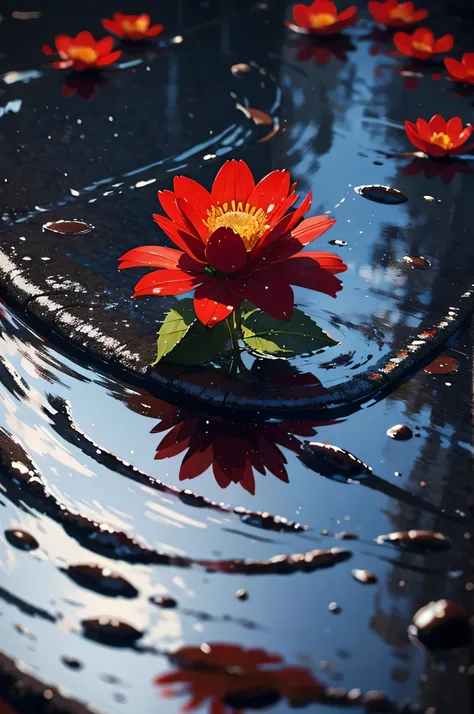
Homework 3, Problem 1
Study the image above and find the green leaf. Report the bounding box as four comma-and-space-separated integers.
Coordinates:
152, 299, 196, 366
164, 319, 229, 365
241, 307, 338, 357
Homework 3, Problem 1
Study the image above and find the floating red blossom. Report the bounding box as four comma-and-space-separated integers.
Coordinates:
43, 31, 122, 71
368, 0, 428, 28
404, 115, 474, 157
101, 12, 164, 40
290, 0, 357, 36
155, 643, 325, 714
393, 27, 453, 60
445, 52, 474, 85
119, 160, 347, 327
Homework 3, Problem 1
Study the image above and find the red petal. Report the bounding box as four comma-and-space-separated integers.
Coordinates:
311, 0, 337, 14
101, 18, 120, 35
393, 31, 414, 56
42, 44, 54, 55
175, 196, 208, 241
147, 24, 164, 37
193, 280, 241, 326
434, 34, 453, 53
55, 35, 72, 54
413, 27, 433, 46
153, 213, 206, 262
75, 30, 95, 46
295, 251, 348, 274
118, 245, 184, 270
210, 160, 255, 207
205, 227, 248, 273
290, 215, 337, 246
292, 4, 312, 28
158, 190, 187, 226
336, 6, 357, 22
173, 176, 211, 220
96, 37, 114, 56
286, 190, 313, 232
96, 51, 122, 67
446, 116, 463, 141
277, 255, 344, 296
445, 58, 467, 81
228, 270, 294, 321
247, 170, 291, 213
405, 120, 427, 152
179, 445, 213, 480
133, 269, 204, 297
428, 114, 446, 133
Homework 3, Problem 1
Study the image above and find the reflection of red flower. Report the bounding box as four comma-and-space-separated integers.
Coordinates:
43, 31, 122, 71
404, 115, 474, 157
393, 27, 453, 60
295, 35, 355, 64
118, 160, 347, 327
102, 13, 164, 40
62, 71, 108, 100
291, 0, 357, 35
403, 156, 474, 184
368, 0, 428, 28
128, 366, 334, 495
155, 644, 325, 714
445, 53, 474, 85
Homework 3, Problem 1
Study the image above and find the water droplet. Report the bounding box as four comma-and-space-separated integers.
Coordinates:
150, 595, 178, 609
5, 529, 39, 551
352, 569, 377, 584
354, 185, 408, 204
424, 355, 458, 374
299, 442, 371, 482
403, 255, 431, 269
81, 618, 143, 647
335, 531, 358, 540
328, 239, 347, 246
409, 600, 471, 649
61, 656, 83, 670
62, 564, 138, 598
386, 424, 413, 441
43, 219, 92, 235
328, 602, 342, 613
236, 588, 248, 601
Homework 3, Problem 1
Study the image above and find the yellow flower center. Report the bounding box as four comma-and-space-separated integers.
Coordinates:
203, 201, 269, 251
68, 46, 98, 64
389, 6, 413, 21
310, 12, 336, 29
412, 41, 432, 52
430, 132, 453, 150
123, 17, 149, 34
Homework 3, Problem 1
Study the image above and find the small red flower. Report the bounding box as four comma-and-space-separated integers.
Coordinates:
290, 0, 357, 35
368, 0, 428, 28
43, 31, 122, 71
119, 160, 347, 327
393, 27, 453, 60
101, 12, 164, 40
404, 115, 474, 157
445, 52, 474, 85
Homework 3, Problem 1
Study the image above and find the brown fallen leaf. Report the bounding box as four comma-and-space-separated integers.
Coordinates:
236, 103, 273, 125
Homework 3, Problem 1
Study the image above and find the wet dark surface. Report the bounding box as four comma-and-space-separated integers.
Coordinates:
0, 1, 473, 714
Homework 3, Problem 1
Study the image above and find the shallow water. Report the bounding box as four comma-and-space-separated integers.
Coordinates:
0, 1, 473, 713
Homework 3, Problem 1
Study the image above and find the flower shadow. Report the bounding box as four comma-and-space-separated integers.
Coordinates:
403, 156, 474, 184
293, 35, 356, 66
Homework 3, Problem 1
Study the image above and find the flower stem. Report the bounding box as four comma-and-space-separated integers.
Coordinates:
226, 310, 245, 376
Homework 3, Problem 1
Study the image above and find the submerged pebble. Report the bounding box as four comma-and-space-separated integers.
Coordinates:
236, 589, 249, 601
62, 564, 138, 598
81, 617, 143, 647
150, 595, 178, 609
403, 256, 431, 269
61, 656, 83, 670
4, 529, 39, 551
376, 530, 451, 551
409, 600, 471, 649
352, 569, 378, 584
299, 442, 371, 482
386, 424, 413, 441
354, 185, 407, 204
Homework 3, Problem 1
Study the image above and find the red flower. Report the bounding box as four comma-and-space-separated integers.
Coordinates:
404, 115, 474, 157
393, 27, 453, 60
290, 0, 357, 35
118, 160, 347, 327
42, 31, 122, 71
101, 12, 164, 40
368, 0, 428, 28
445, 52, 474, 85
155, 644, 325, 714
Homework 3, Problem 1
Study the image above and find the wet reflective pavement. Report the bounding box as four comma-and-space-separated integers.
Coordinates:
0, 1, 473, 713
